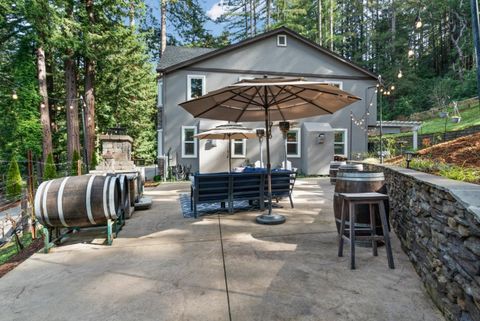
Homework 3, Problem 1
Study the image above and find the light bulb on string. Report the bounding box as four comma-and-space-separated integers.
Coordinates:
391, 85, 395, 91
408, 49, 415, 58
69, 105, 73, 110
12, 90, 18, 100
415, 16, 422, 29
40, 102, 46, 109
397, 70, 403, 78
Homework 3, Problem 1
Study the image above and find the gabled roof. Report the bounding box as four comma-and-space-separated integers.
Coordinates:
157, 27, 378, 80
158, 46, 216, 70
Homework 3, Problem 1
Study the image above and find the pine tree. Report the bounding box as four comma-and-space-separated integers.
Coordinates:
43, 153, 57, 180
6, 155, 23, 201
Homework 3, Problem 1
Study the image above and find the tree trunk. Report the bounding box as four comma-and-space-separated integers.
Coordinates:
37, 46, 53, 163
318, 0, 322, 45
65, 52, 81, 161
84, 0, 96, 166
160, 0, 167, 56
129, 1, 135, 28
330, 0, 334, 51
266, 0, 271, 30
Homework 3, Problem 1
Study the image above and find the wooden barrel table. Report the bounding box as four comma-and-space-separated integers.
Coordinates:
333, 171, 389, 246
35, 175, 121, 228
338, 163, 364, 174
329, 161, 346, 185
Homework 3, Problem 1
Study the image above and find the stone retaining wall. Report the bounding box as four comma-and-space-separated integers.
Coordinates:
364, 163, 480, 321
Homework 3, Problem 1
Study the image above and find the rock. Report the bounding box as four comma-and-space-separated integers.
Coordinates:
448, 217, 459, 228
465, 237, 480, 256
459, 225, 471, 237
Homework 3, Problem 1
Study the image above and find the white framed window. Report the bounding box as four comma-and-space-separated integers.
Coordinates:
277, 35, 287, 47
231, 139, 246, 158
334, 129, 348, 157
182, 126, 197, 158
286, 128, 301, 158
187, 75, 206, 100
320, 81, 343, 90
157, 78, 163, 107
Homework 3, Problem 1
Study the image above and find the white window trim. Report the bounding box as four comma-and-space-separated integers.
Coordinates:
286, 128, 301, 158
320, 81, 343, 90
334, 128, 348, 157
182, 125, 198, 158
187, 75, 206, 100
231, 139, 246, 158
238, 76, 254, 82
277, 35, 287, 47
157, 78, 163, 107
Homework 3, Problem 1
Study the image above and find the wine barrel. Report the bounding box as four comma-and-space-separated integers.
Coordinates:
333, 171, 389, 245
117, 174, 132, 218
329, 161, 346, 185
34, 175, 121, 228
338, 163, 364, 173
127, 173, 138, 205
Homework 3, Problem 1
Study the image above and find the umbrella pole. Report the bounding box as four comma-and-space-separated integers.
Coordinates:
228, 136, 232, 173
256, 101, 286, 225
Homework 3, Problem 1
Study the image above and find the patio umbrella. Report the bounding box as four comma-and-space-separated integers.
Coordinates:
180, 77, 361, 225
194, 124, 257, 172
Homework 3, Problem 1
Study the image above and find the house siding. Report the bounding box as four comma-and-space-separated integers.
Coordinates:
160, 32, 377, 174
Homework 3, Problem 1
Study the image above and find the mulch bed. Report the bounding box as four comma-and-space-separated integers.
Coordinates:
0, 238, 44, 278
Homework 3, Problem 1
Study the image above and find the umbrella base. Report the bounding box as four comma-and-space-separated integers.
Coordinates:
256, 213, 286, 225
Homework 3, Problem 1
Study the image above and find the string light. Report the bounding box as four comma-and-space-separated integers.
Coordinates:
397, 70, 403, 78
390, 85, 395, 91
408, 49, 415, 58
12, 90, 18, 100
69, 105, 74, 110
415, 16, 422, 29
40, 102, 46, 109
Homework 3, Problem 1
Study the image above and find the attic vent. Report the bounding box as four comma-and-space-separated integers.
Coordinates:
277, 35, 287, 47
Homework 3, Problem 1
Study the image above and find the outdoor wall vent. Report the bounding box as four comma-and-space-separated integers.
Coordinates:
277, 35, 287, 47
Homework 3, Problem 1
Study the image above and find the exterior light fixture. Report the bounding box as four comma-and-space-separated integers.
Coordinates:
405, 151, 415, 169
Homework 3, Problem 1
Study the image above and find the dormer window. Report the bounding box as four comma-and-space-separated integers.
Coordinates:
277, 35, 287, 47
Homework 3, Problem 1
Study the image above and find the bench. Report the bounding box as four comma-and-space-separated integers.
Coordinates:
190, 170, 295, 218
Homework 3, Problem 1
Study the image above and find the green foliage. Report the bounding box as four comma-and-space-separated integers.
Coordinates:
70, 150, 81, 176
43, 153, 57, 180
6, 156, 23, 201
0, 232, 33, 265
408, 158, 480, 184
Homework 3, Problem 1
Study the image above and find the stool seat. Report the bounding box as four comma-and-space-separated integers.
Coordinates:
338, 192, 389, 201
337, 192, 394, 270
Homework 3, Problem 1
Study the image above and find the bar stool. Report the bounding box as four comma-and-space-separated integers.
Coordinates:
337, 192, 395, 270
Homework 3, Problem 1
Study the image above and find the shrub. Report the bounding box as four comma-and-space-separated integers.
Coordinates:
71, 150, 81, 176
6, 155, 23, 201
43, 153, 57, 180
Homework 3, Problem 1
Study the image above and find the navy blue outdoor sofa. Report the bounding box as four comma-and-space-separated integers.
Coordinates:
190, 169, 296, 218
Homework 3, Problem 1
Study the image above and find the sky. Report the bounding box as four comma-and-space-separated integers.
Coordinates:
145, 0, 227, 36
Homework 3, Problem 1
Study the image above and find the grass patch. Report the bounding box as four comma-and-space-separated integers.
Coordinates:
0, 232, 33, 265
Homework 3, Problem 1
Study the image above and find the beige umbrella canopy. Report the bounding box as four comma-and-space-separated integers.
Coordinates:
194, 124, 257, 172
180, 77, 361, 225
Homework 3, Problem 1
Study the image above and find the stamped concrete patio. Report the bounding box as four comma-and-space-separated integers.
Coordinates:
0, 178, 443, 321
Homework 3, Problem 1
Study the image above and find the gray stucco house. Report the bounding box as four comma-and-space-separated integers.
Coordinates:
156, 27, 378, 175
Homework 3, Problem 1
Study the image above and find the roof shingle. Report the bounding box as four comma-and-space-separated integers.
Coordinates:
158, 46, 216, 71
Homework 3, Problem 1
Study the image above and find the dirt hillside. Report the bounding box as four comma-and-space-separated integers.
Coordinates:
386, 132, 480, 168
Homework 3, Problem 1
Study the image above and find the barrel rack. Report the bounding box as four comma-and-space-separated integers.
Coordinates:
42, 211, 125, 253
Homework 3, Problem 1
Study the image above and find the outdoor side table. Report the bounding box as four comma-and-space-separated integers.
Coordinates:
337, 192, 395, 270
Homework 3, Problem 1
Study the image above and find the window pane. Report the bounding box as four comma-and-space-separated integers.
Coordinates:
185, 142, 194, 155
287, 131, 297, 142
334, 131, 344, 143
190, 78, 203, 98
234, 143, 243, 155
184, 129, 194, 142
287, 143, 297, 155
334, 144, 344, 155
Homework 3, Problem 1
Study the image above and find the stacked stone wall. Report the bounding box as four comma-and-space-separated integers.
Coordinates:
364, 163, 480, 321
